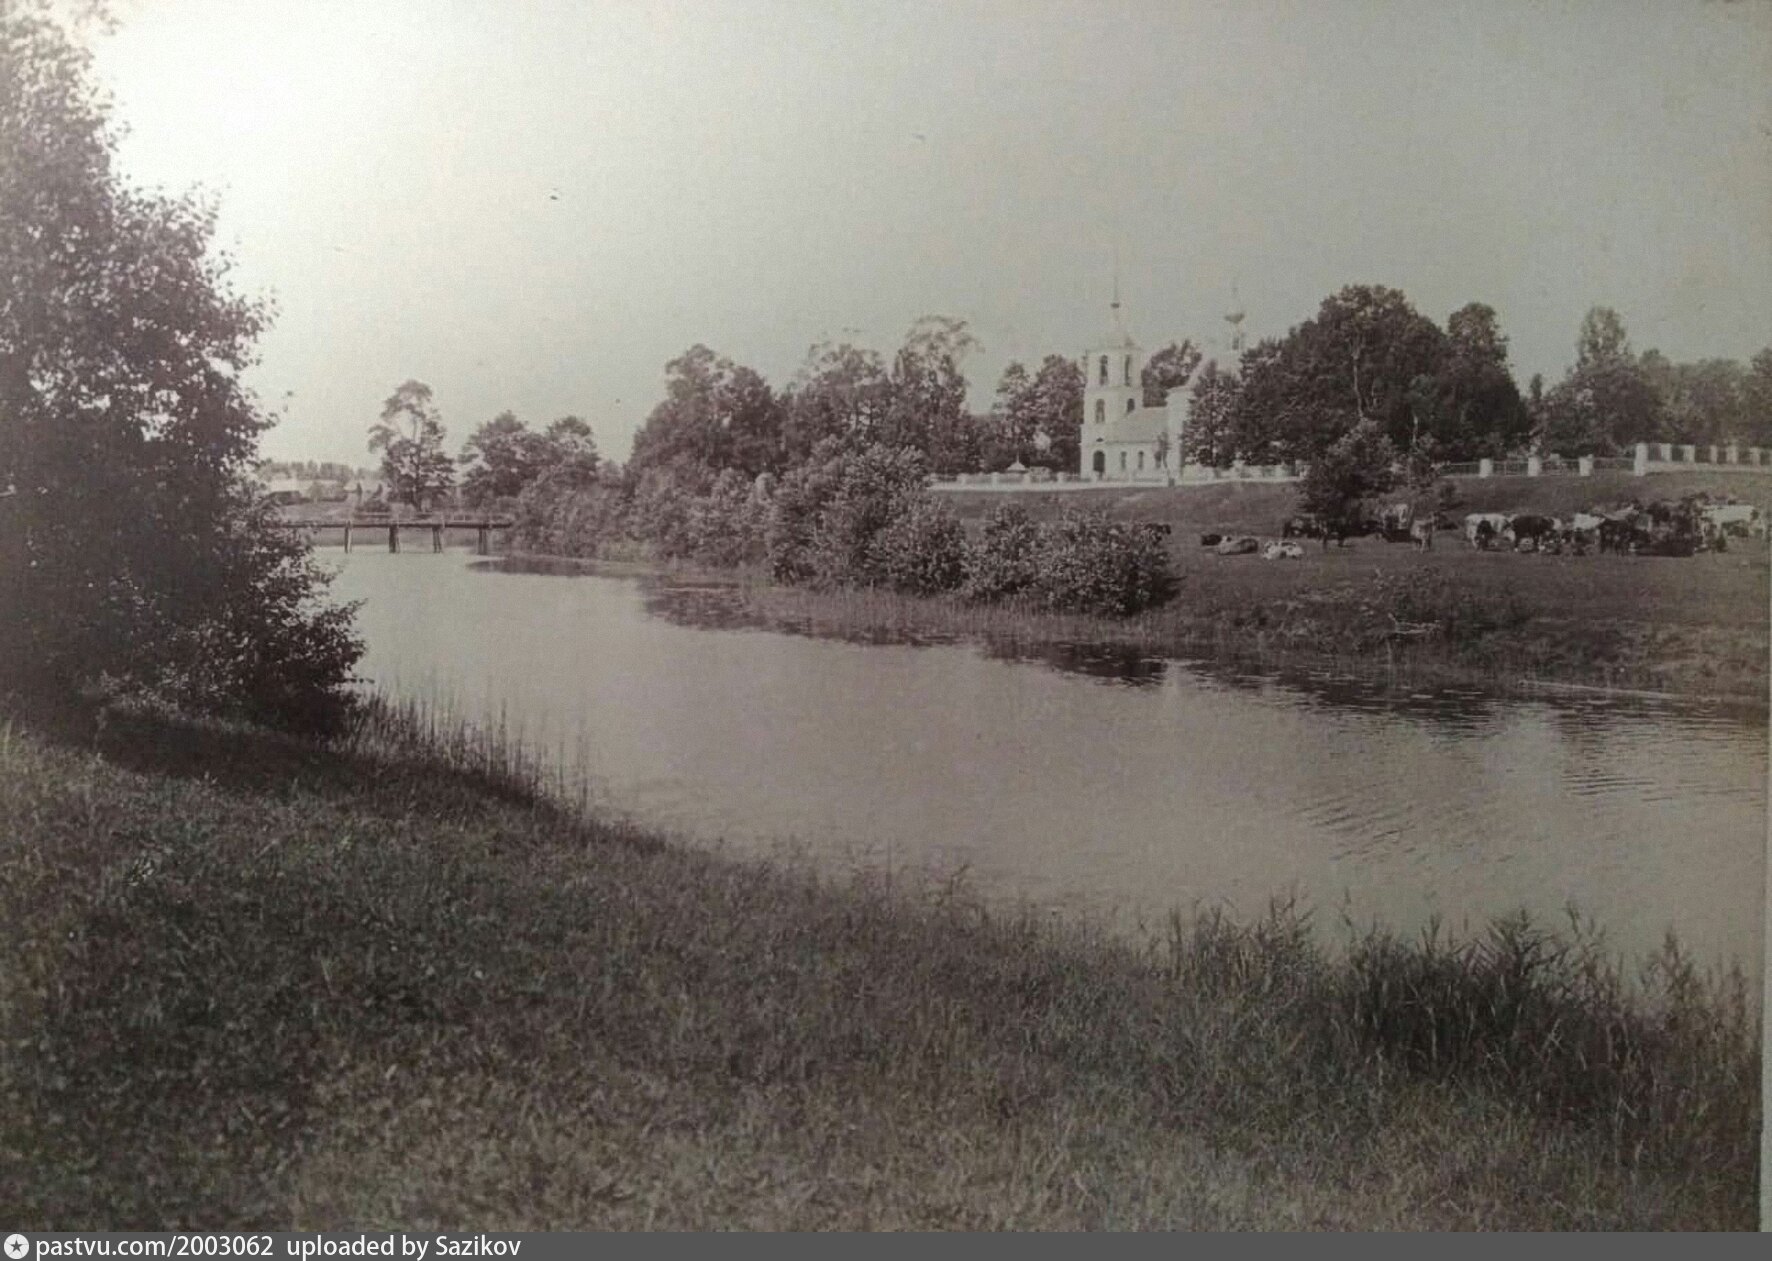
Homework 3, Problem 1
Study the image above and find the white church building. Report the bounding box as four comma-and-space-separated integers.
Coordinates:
1078, 325, 1190, 482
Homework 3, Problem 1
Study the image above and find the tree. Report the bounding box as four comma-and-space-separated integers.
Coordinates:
990, 353, 1083, 471
1539, 307, 1665, 454
782, 342, 892, 463
1141, 340, 1202, 407
884, 315, 979, 473
458, 412, 600, 507
630, 345, 783, 478
1296, 419, 1398, 546
1743, 348, 1772, 447
1183, 360, 1242, 468
370, 380, 454, 509
1229, 286, 1449, 462
0, 5, 360, 730
1435, 303, 1530, 458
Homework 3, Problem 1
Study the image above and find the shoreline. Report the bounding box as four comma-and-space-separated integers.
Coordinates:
490, 549, 1771, 716
0, 695, 1757, 1228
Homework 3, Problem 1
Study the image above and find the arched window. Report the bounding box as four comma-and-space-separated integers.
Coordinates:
1092, 450, 1105, 474
1124, 356, 1132, 386
1119, 451, 1127, 471
1126, 397, 1136, 415
1137, 451, 1145, 471
1098, 356, 1108, 386
1094, 399, 1105, 424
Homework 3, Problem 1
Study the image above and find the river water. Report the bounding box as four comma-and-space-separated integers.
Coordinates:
328, 550, 1766, 976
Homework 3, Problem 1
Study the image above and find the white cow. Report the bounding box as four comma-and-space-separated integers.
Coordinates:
1464, 512, 1511, 549
1703, 504, 1762, 537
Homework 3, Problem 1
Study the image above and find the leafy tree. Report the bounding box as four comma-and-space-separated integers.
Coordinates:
0, 5, 360, 730
1642, 354, 1747, 446
1539, 307, 1665, 454
1744, 348, 1772, 447
782, 342, 892, 464
370, 380, 454, 509
459, 411, 599, 507
1183, 360, 1242, 468
1140, 340, 1202, 407
1234, 286, 1449, 461
630, 345, 783, 478
991, 353, 1083, 471
1435, 303, 1530, 458
1296, 419, 1398, 546
884, 315, 979, 473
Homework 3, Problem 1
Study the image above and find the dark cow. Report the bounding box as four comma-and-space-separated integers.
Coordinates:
1199, 532, 1224, 547
1507, 514, 1557, 551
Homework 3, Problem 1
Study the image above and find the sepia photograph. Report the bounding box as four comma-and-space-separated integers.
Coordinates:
2, 0, 1769, 1233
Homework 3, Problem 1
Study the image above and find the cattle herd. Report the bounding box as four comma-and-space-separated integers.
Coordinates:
1195, 494, 1764, 560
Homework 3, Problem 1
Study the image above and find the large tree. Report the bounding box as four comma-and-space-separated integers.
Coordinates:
458, 411, 598, 506
1744, 347, 1772, 447
0, 4, 359, 729
991, 353, 1083, 471
1433, 303, 1531, 458
630, 345, 783, 478
1182, 360, 1242, 468
1229, 285, 1450, 462
370, 379, 455, 510
884, 315, 979, 473
781, 341, 892, 464
1539, 307, 1666, 454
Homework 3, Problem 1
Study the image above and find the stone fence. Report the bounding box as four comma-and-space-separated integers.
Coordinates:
929, 442, 1772, 492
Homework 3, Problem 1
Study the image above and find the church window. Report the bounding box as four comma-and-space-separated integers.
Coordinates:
1094, 399, 1105, 424
1138, 451, 1146, 470
1098, 356, 1108, 385
1119, 451, 1127, 471
1124, 356, 1132, 386
1126, 397, 1136, 415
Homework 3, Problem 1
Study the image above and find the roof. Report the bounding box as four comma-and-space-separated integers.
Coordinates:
1092, 406, 1168, 446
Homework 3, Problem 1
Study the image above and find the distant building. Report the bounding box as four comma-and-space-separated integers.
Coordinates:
261, 477, 311, 506
1079, 296, 1192, 482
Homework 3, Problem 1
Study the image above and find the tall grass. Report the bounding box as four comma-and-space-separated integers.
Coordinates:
0, 698, 1758, 1227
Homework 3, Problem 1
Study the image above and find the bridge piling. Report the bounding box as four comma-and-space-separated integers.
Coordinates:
388, 524, 398, 554
432, 523, 444, 553
343, 521, 352, 553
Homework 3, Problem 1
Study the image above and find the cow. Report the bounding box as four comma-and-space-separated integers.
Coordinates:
1199, 532, 1224, 547
1464, 512, 1510, 550
1379, 502, 1415, 542
1506, 514, 1558, 551
1215, 535, 1260, 556
1597, 514, 1639, 555
1139, 521, 1174, 537
1408, 517, 1434, 550
1263, 540, 1305, 560
1703, 503, 1761, 539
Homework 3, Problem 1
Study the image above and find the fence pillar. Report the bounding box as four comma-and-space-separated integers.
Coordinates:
1658, 442, 1672, 461
1527, 455, 1542, 477
1634, 442, 1650, 476
1478, 458, 1493, 478
1710, 444, 1721, 464
1681, 444, 1696, 463
1727, 442, 1741, 465
1578, 455, 1594, 476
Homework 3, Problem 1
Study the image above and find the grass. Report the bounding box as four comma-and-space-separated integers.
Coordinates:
711, 542, 1768, 707
0, 695, 1758, 1229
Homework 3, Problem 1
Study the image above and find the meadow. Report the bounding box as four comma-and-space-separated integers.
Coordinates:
0, 696, 1757, 1230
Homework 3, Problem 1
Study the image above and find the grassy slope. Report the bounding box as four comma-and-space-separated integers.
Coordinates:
0, 704, 1756, 1230
935, 471, 1772, 534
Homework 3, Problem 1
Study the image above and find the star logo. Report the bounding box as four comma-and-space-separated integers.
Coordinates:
4, 1235, 29, 1260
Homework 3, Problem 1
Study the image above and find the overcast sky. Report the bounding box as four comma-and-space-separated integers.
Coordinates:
87, 0, 1772, 465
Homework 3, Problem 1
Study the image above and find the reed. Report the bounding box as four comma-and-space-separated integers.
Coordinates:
0, 698, 1757, 1228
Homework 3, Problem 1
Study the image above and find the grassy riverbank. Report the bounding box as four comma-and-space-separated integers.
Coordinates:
505, 540, 1765, 706
0, 698, 1757, 1229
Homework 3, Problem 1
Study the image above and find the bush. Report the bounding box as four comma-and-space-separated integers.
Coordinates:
872, 497, 967, 595
962, 503, 1043, 602
1029, 511, 1178, 616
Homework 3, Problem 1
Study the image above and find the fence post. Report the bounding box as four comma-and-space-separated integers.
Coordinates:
1681, 444, 1696, 463
1727, 442, 1740, 465
1478, 458, 1493, 478
1634, 442, 1649, 476
1659, 442, 1673, 461
1527, 455, 1542, 477
1578, 455, 1594, 476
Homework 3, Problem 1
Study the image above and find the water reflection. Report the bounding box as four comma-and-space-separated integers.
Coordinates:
333, 554, 1765, 978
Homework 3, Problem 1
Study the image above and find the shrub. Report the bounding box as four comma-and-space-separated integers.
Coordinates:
1030, 511, 1178, 616
872, 497, 967, 595
962, 503, 1043, 602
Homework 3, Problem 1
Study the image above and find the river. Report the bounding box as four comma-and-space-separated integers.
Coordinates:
328, 550, 1766, 976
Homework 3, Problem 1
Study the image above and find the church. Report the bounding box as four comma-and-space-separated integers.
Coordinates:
1077, 298, 1194, 482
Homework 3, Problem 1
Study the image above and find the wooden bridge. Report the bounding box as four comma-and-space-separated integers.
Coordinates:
272, 515, 514, 555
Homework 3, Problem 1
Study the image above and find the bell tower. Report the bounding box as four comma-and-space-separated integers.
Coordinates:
1079, 274, 1145, 477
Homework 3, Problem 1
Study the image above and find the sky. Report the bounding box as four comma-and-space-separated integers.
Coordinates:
83, 0, 1772, 465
